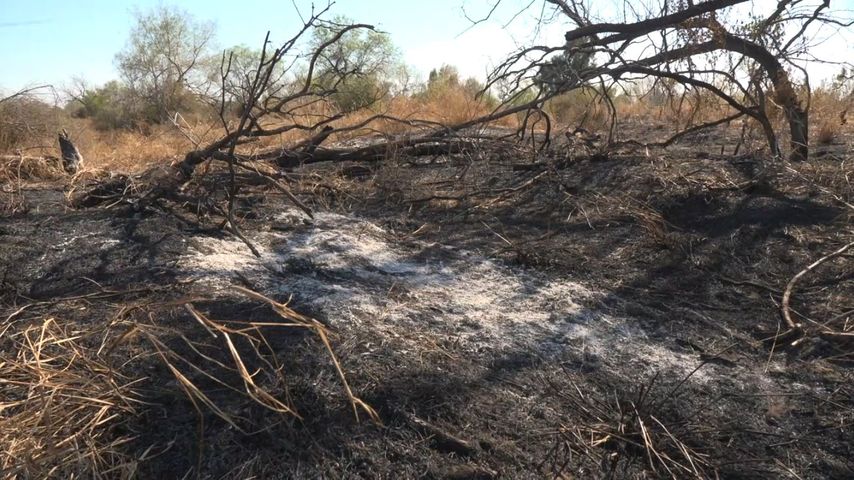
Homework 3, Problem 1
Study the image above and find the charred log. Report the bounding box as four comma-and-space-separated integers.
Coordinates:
272, 138, 477, 169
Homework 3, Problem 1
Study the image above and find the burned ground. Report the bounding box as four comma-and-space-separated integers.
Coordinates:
1, 123, 852, 479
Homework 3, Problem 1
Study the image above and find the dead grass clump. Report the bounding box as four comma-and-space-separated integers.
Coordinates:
0, 284, 379, 478
1, 155, 66, 216
548, 89, 610, 128
0, 188, 28, 217
72, 122, 193, 173
810, 85, 853, 146
0, 317, 140, 479
0, 96, 66, 154
415, 88, 504, 126
0, 155, 65, 182
623, 200, 682, 250
542, 374, 715, 479
139, 286, 379, 438
816, 120, 838, 145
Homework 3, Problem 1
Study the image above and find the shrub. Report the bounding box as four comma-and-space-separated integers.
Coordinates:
418, 65, 498, 109
68, 81, 143, 131
546, 88, 608, 126
816, 121, 837, 145
0, 96, 67, 153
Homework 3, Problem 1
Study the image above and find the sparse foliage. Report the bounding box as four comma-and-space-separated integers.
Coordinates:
66, 80, 141, 130
535, 37, 595, 95
309, 16, 402, 112
211, 45, 280, 115
115, 5, 215, 123
484, 0, 854, 162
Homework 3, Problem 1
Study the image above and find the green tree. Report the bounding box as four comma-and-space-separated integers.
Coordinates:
67, 80, 141, 130
115, 5, 215, 122
427, 65, 461, 93
205, 45, 283, 115
535, 38, 595, 94
310, 16, 402, 112
420, 65, 497, 106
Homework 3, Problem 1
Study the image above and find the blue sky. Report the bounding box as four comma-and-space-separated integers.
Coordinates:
1, 0, 852, 96
0, 0, 537, 94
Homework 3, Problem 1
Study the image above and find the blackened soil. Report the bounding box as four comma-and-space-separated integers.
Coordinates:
1, 130, 852, 479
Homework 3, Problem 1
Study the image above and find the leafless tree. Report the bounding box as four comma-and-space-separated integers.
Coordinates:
479, 0, 854, 162
83, 1, 854, 238
0, 84, 53, 106
0, 84, 60, 153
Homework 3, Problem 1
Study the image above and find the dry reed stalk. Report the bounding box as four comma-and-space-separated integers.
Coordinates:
0, 155, 64, 182
230, 286, 380, 424
128, 283, 379, 453
0, 317, 141, 479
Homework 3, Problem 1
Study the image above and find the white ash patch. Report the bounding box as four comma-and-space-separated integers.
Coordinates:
178, 208, 750, 381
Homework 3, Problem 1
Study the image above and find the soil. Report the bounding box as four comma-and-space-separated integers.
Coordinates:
1, 122, 852, 479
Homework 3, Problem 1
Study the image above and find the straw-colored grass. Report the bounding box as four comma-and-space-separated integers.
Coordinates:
0, 87, 510, 178
816, 120, 838, 145
0, 283, 379, 479
0, 155, 66, 182
3, 82, 853, 181
141, 286, 379, 432
0, 317, 142, 479
0, 155, 68, 215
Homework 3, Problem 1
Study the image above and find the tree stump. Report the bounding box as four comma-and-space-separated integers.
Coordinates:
58, 129, 83, 174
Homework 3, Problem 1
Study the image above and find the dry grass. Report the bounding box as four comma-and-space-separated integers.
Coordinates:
811, 87, 850, 146
624, 200, 681, 250
76, 125, 193, 173
0, 88, 507, 178
140, 286, 379, 433
0, 317, 141, 479
0, 155, 65, 182
1, 84, 851, 477
0, 282, 379, 479
543, 373, 715, 479
2, 82, 853, 180
816, 120, 838, 145
1, 155, 67, 215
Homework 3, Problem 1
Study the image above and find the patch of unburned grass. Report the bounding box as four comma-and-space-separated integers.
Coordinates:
0, 284, 378, 479
0, 317, 141, 479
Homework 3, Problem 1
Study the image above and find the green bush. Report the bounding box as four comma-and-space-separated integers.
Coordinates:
68, 81, 142, 130
418, 65, 498, 108
310, 17, 403, 113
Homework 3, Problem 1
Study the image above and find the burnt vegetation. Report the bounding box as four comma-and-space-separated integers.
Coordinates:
1, 1, 853, 479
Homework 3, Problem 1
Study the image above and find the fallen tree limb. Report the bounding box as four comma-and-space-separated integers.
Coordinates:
270, 137, 479, 168
511, 153, 611, 172
233, 161, 314, 218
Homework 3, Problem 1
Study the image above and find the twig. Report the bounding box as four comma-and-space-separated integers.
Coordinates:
781, 241, 854, 331
234, 161, 313, 218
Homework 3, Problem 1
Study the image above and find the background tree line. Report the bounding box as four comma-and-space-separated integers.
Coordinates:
61, 6, 498, 131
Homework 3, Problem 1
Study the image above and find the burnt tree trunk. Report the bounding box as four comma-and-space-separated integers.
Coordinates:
58, 129, 83, 173
717, 32, 809, 162
566, 3, 810, 162
782, 94, 809, 162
